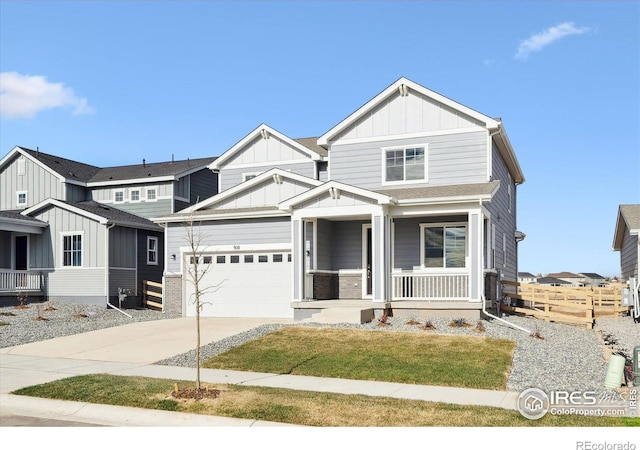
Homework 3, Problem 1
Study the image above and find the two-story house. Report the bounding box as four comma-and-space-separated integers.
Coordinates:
613, 204, 639, 283
155, 77, 525, 321
0, 146, 216, 306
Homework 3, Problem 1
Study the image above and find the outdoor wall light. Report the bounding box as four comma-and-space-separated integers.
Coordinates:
171, 254, 176, 260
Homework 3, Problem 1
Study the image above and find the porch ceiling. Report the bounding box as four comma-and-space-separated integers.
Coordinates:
0, 211, 47, 234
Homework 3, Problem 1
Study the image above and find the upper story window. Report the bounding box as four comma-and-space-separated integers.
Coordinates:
383, 146, 427, 184
147, 237, 158, 265
62, 233, 82, 267
114, 190, 125, 203
243, 173, 259, 182
130, 190, 140, 202
146, 188, 157, 201
421, 223, 467, 269
16, 191, 27, 207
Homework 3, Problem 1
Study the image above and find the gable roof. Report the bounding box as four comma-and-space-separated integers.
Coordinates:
579, 272, 605, 279
179, 167, 323, 214
518, 272, 537, 278
546, 272, 582, 279
279, 180, 395, 211
536, 277, 571, 285
22, 199, 162, 231
0, 146, 215, 187
209, 124, 323, 171
613, 204, 640, 250
316, 77, 524, 184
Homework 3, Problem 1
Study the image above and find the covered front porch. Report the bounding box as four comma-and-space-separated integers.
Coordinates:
0, 212, 48, 297
281, 181, 493, 317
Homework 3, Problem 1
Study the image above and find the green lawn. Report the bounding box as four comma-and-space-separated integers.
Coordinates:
203, 327, 515, 390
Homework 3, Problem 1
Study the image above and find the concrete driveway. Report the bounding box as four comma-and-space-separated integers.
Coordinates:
0, 317, 294, 364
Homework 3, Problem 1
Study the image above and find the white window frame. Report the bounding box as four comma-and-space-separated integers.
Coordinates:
16, 191, 28, 207
508, 173, 513, 213
146, 187, 157, 202
130, 189, 141, 203
381, 144, 428, 186
502, 233, 507, 268
114, 190, 125, 204
419, 222, 468, 270
60, 231, 84, 268
147, 236, 158, 265
243, 172, 260, 182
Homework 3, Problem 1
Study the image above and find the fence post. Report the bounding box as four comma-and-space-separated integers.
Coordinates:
586, 294, 594, 329
544, 291, 550, 322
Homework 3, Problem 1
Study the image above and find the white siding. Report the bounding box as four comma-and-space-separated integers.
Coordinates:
0, 154, 66, 209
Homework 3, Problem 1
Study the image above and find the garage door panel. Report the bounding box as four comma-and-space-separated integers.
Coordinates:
184, 250, 292, 318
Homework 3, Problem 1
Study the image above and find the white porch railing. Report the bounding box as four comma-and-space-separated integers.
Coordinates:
0, 270, 43, 292
392, 271, 469, 300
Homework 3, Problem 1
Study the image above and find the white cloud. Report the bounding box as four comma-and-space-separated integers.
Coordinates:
0, 71, 95, 119
515, 22, 590, 60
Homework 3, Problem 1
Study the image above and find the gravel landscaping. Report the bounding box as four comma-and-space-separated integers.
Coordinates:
2, 300, 638, 393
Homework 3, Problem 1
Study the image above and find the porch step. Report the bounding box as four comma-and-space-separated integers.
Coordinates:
301, 307, 375, 325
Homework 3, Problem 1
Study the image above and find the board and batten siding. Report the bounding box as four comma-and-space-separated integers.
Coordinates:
0, 153, 66, 209
215, 178, 316, 210
109, 226, 137, 268
165, 216, 291, 273
220, 162, 315, 192
29, 205, 106, 269
328, 131, 487, 191
137, 229, 164, 296
334, 89, 485, 142
620, 231, 639, 281
189, 169, 218, 205
0, 232, 11, 268
484, 143, 518, 281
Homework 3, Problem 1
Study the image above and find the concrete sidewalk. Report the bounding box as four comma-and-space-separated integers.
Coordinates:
0, 317, 518, 426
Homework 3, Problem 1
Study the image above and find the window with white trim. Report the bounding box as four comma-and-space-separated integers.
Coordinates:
502, 233, 507, 267
384, 146, 426, 183
243, 173, 259, 182
146, 188, 157, 201
114, 190, 124, 203
421, 223, 467, 268
147, 237, 158, 265
16, 191, 27, 207
62, 233, 82, 267
130, 190, 140, 202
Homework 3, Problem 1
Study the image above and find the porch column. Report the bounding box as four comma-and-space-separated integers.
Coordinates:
292, 218, 304, 301
372, 213, 387, 302
469, 211, 483, 302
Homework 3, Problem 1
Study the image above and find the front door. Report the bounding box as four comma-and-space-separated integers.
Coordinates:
14, 236, 28, 270
362, 225, 372, 297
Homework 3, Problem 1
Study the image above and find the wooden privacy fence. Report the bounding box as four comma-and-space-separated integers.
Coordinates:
499, 281, 629, 329
142, 280, 163, 310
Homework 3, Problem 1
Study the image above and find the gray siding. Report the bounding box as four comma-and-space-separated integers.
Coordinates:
29, 205, 106, 269
166, 216, 291, 273
189, 169, 218, 205
220, 162, 315, 192
316, 219, 333, 270
215, 178, 315, 209
109, 226, 137, 268
620, 232, 638, 281
0, 232, 11, 268
90, 182, 174, 219
66, 184, 88, 202
0, 153, 66, 209
174, 200, 190, 213
331, 221, 367, 270
109, 268, 136, 296
174, 176, 190, 200
485, 143, 518, 281
47, 267, 106, 297
328, 131, 487, 190
137, 229, 164, 295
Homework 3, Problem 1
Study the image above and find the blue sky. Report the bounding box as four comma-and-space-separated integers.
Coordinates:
1, 1, 638, 278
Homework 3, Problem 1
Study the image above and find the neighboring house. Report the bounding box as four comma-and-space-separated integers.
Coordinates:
155, 77, 526, 320
0, 147, 217, 306
536, 277, 571, 287
579, 272, 607, 287
518, 272, 537, 284
546, 272, 587, 287
612, 204, 640, 282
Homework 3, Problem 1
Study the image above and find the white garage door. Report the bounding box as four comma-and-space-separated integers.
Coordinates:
184, 250, 293, 318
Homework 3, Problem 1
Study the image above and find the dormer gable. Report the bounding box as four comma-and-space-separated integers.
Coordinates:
210, 124, 323, 172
